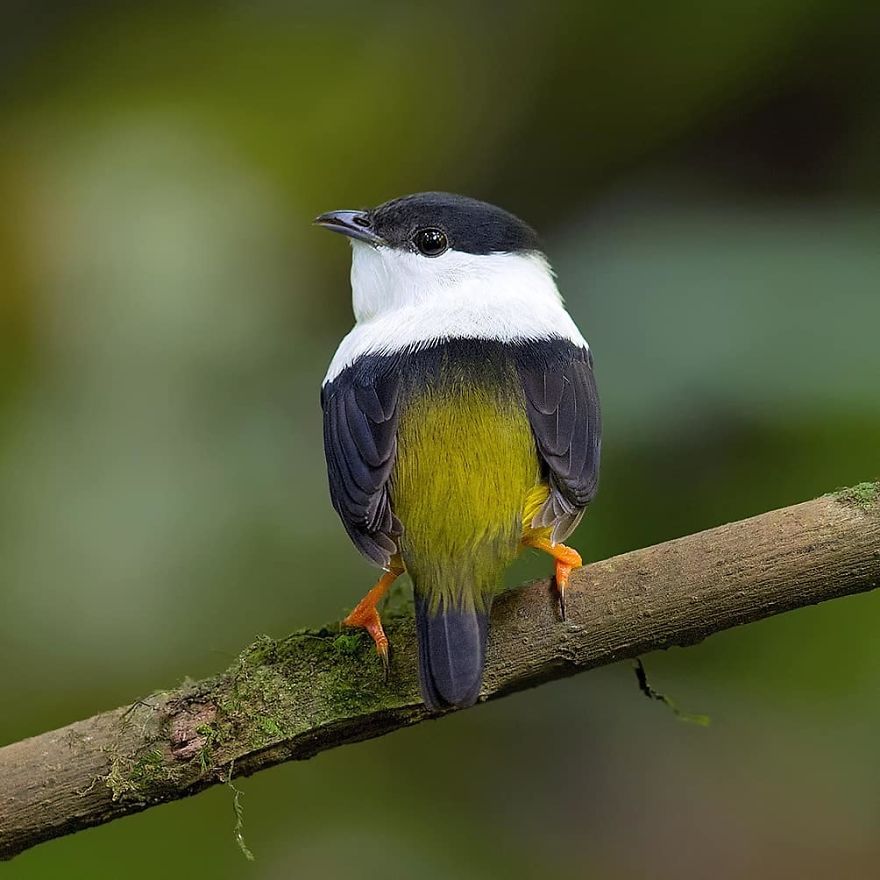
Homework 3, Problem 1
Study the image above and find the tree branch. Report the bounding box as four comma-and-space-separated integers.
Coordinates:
2, 484, 878, 860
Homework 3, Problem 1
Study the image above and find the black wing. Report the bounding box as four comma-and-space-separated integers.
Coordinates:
517, 345, 601, 542
321, 364, 402, 568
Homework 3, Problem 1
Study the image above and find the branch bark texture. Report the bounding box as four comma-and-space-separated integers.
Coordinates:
1, 484, 878, 860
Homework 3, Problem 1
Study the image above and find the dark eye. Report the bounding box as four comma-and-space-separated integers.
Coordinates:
414, 228, 448, 257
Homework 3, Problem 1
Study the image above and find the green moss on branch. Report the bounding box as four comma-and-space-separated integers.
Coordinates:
834, 481, 879, 512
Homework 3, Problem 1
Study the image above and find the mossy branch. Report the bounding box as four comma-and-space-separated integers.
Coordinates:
1, 483, 879, 860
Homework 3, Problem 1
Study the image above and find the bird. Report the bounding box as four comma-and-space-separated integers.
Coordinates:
315, 192, 601, 711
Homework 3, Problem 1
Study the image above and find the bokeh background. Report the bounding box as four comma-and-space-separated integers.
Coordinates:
2, 1, 879, 877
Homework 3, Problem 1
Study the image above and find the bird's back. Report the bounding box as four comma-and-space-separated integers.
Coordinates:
390, 339, 540, 606
390, 340, 540, 706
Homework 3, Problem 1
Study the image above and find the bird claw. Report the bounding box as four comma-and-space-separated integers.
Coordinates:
378, 642, 391, 681
555, 561, 573, 622
343, 570, 399, 678
344, 602, 391, 677
523, 536, 581, 623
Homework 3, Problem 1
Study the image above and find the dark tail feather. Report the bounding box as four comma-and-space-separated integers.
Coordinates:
414, 594, 489, 710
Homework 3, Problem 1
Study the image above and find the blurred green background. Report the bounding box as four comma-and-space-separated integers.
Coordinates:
2, 1, 879, 877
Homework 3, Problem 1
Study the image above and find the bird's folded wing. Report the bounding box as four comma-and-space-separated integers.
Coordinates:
321, 365, 402, 568
517, 345, 601, 542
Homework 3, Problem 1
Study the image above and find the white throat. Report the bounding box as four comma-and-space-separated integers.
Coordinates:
324, 243, 588, 384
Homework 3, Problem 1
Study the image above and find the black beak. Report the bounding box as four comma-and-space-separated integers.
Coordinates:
313, 209, 385, 246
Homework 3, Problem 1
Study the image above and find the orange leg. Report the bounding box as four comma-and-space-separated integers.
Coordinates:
343, 565, 403, 673
523, 537, 582, 621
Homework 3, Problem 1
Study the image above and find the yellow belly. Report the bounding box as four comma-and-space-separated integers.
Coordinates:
390, 385, 546, 611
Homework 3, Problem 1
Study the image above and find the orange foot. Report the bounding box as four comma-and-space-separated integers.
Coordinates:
343, 565, 403, 674
524, 537, 582, 621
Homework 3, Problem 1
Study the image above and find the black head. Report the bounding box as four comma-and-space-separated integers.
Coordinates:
314, 192, 540, 257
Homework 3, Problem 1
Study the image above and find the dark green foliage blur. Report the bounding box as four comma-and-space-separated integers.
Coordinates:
1, 1, 878, 877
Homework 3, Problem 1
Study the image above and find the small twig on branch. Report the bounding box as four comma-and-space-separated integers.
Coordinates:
633, 658, 711, 726
1, 483, 878, 860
